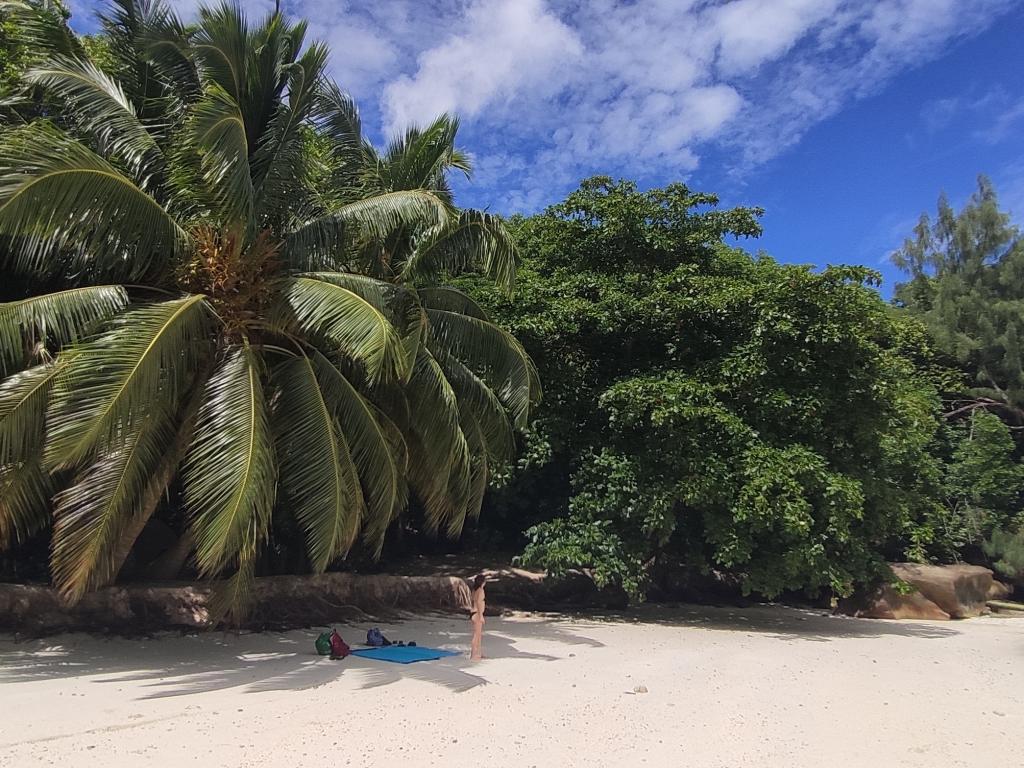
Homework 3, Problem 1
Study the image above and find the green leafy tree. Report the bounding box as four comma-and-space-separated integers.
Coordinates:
0, 0, 535, 617
893, 176, 1024, 423
939, 411, 1024, 550
470, 178, 947, 599
0, 0, 83, 122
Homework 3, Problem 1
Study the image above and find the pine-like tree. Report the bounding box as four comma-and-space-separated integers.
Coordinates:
893, 176, 1024, 423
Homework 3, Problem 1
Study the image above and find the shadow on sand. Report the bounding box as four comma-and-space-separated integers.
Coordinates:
569, 602, 963, 642
0, 604, 963, 699
0, 614, 602, 698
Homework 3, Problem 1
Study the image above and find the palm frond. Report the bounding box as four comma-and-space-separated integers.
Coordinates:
0, 359, 70, 465
243, 13, 292, 131
0, 286, 128, 375
274, 355, 362, 571
274, 277, 410, 384
185, 84, 254, 226
309, 350, 406, 555
284, 190, 449, 271
50, 402, 180, 602
183, 344, 277, 580
318, 80, 362, 151
317, 81, 367, 189
421, 288, 540, 427
24, 56, 164, 180
417, 285, 489, 317
299, 271, 424, 368
100, 0, 199, 129
298, 272, 397, 312
44, 295, 209, 470
193, 4, 309, 153
405, 348, 472, 537
209, 552, 256, 627
191, 2, 250, 103
404, 210, 518, 291
0, 124, 189, 280
433, 347, 514, 464
136, 4, 200, 101
460, 413, 489, 523
251, 43, 328, 218
381, 114, 470, 195
0, 460, 53, 551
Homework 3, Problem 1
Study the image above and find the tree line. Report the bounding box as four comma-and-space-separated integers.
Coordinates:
464, 177, 1024, 599
0, 0, 1020, 617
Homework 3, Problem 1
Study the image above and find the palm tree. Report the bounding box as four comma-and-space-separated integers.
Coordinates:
0, 0, 537, 619
309, 106, 540, 539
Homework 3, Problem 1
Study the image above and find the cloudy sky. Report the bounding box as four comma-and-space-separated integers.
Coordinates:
70, 0, 1024, 290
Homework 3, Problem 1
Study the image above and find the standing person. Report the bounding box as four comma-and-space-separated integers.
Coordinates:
469, 574, 486, 661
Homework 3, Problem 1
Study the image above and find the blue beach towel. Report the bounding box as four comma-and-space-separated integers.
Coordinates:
350, 646, 460, 664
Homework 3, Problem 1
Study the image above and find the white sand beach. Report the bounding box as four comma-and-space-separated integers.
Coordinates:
1, 605, 1021, 768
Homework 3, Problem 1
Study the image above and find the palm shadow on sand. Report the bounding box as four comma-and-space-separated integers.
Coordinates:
0, 604, 967, 700
568, 603, 963, 642
0, 615, 603, 698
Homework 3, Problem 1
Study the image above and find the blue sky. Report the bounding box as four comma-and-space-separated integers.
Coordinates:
69, 0, 1024, 292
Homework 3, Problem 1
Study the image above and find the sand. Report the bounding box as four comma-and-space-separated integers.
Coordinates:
1, 604, 1021, 768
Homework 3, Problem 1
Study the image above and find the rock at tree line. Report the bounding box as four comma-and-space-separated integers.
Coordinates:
988, 580, 1013, 601
839, 563, 999, 620
842, 584, 953, 620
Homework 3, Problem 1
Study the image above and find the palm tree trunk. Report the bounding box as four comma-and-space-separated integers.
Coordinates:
149, 531, 194, 581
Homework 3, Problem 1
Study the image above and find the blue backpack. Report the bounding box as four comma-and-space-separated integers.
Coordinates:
366, 627, 386, 647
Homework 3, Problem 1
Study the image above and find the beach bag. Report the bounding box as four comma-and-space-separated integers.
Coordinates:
315, 632, 332, 656
329, 629, 350, 658
366, 627, 385, 647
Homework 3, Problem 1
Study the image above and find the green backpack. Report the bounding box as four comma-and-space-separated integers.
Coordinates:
315, 631, 332, 656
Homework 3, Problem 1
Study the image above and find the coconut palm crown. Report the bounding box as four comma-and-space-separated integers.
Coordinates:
0, 0, 538, 617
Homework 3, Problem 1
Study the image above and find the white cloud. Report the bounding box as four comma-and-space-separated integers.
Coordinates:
367, 0, 1020, 209
71, 0, 1023, 211
710, 0, 840, 75
382, 0, 581, 131
296, 0, 458, 99
718, 0, 1020, 170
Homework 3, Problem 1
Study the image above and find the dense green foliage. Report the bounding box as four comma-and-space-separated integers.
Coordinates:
0, 1, 69, 90
938, 411, 1024, 552
0, 0, 535, 616
468, 178, 1024, 598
